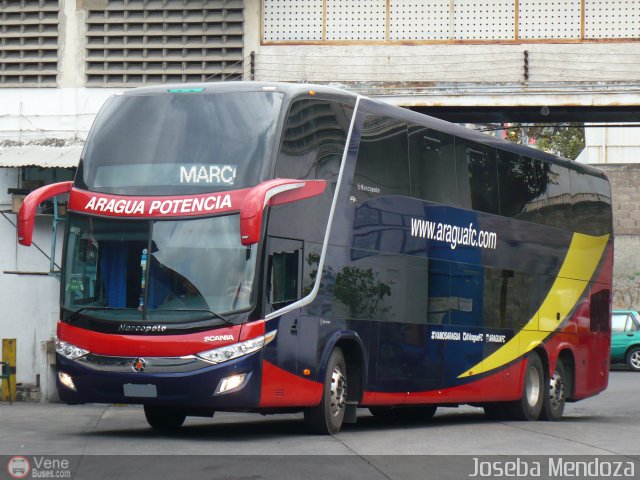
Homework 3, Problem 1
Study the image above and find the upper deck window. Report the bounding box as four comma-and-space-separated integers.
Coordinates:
76, 91, 284, 196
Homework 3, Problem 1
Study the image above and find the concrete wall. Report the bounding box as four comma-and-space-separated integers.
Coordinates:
255, 43, 640, 86
595, 164, 640, 312
0, 88, 119, 141
580, 127, 640, 165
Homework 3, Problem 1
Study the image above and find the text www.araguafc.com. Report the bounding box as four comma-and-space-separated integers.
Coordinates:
410, 218, 498, 250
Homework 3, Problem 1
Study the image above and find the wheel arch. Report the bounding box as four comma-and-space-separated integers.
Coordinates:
624, 343, 640, 358
318, 331, 367, 404
554, 348, 576, 400
541, 343, 576, 399
533, 346, 550, 380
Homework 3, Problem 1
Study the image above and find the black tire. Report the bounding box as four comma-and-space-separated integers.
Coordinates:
144, 405, 187, 430
483, 403, 507, 420
626, 347, 640, 371
507, 352, 545, 421
369, 407, 395, 419
396, 406, 437, 421
540, 359, 567, 421
369, 406, 437, 421
304, 348, 347, 435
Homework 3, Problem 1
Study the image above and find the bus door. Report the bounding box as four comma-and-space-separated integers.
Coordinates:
265, 237, 304, 377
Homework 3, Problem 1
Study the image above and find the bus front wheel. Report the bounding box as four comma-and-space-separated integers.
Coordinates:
304, 348, 347, 435
508, 352, 544, 421
144, 405, 187, 430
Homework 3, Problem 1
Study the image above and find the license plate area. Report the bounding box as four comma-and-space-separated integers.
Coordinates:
123, 383, 158, 398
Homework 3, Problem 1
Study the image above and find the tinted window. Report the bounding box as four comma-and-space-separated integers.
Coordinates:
275, 99, 353, 181
498, 151, 547, 221
571, 170, 613, 236
456, 139, 499, 214
408, 125, 457, 205
537, 162, 572, 230
63, 214, 258, 322
449, 263, 484, 326
590, 289, 611, 333
78, 91, 284, 195
265, 237, 302, 313
353, 116, 410, 201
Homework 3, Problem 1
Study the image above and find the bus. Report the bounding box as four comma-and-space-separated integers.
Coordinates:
18, 82, 613, 434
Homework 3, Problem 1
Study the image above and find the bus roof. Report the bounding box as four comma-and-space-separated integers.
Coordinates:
117, 81, 359, 102
117, 81, 607, 180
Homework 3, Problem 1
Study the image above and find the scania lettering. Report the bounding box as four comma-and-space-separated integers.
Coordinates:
19, 82, 613, 434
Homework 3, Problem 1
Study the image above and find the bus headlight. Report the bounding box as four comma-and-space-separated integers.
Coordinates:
55, 339, 90, 360
197, 330, 276, 365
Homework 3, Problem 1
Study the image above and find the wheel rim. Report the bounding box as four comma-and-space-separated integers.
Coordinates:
329, 365, 347, 418
525, 366, 541, 407
548, 370, 565, 410
630, 351, 640, 369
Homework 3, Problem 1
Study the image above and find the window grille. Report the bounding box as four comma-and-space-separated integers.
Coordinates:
86, 0, 244, 86
0, 0, 59, 87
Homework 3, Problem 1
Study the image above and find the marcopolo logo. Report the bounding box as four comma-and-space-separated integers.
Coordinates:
7, 456, 30, 479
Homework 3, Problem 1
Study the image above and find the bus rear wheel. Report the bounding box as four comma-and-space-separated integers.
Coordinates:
144, 405, 187, 430
483, 403, 507, 420
540, 359, 567, 421
304, 348, 347, 435
507, 352, 544, 421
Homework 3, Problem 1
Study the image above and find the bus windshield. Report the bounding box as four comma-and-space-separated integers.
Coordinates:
77, 91, 284, 195
63, 214, 257, 323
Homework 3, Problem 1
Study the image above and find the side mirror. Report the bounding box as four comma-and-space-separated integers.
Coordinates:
18, 181, 73, 246
239, 179, 326, 246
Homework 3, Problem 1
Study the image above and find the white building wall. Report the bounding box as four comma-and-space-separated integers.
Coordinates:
0, 88, 119, 141
578, 126, 640, 165
1, 168, 65, 401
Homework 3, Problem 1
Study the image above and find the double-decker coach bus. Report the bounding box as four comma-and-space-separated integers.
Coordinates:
18, 82, 613, 434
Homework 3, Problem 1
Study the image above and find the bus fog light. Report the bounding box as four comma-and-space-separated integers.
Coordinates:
58, 372, 77, 391
215, 373, 247, 395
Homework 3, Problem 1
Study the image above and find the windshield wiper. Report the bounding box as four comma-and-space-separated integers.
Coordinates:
168, 308, 234, 325
66, 306, 115, 322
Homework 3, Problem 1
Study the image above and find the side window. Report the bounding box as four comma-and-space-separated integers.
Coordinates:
265, 237, 302, 313
590, 289, 611, 333
456, 139, 499, 215
353, 116, 410, 201
408, 125, 457, 205
538, 162, 572, 231
497, 151, 546, 222
571, 169, 613, 236
275, 99, 353, 181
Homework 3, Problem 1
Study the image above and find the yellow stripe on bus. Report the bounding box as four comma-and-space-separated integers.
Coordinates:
458, 232, 610, 379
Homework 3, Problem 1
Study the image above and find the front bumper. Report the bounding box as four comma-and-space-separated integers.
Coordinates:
56, 352, 262, 408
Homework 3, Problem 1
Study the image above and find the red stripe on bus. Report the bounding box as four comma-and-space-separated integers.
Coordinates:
259, 360, 323, 407
362, 359, 526, 406
57, 320, 266, 357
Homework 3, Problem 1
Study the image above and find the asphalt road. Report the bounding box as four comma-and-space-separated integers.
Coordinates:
0, 370, 638, 479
